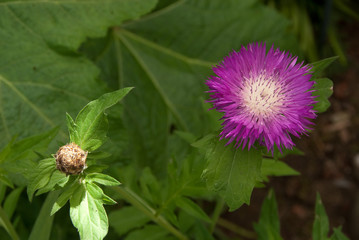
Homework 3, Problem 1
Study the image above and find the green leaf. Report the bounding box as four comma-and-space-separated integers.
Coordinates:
124, 0, 300, 62
29, 191, 60, 240
0, 128, 58, 187
175, 197, 211, 223
70, 184, 109, 240
310, 57, 338, 78
253, 190, 283, 240
261, 159, 300, 181
85, 173, 121, 186
313, 78, 333, 113
82, 0, 300, 174
201, 137, 262, 211
66, 113, 78, 144
27, 158, 56, 201
0, 0, 157, 148
50, 179, 80, 216
109, 206, 150, 236
312, 193, 330, 240
36, 171, 69, 196
0, 205, 19, 240
330, 227, 349, 240
125, 225, 172, 240
73, 87, 133, 151
86, 182, 116, 205
3, 187, 23, 219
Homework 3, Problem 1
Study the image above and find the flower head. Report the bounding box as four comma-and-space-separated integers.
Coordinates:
206, 43, 316, 152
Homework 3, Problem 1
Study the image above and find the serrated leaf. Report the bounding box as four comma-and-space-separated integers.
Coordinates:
73, 87, 133, 151
70, 184, 109, 240
3, 187, 23, 219
312, 193, 330, 240
313, 78, 333, 113
201, 138, 262, 211
109, 206, 150, 236
261, 159, 300, 180
27, 158, 56, 201
85, 173, 121, 186
0, 0, 157, 148
253, 190, 283, 240
125, 225, 171, 240
51, 180, 81, 216
310, 57, 338, 78
175, 197, 211, 223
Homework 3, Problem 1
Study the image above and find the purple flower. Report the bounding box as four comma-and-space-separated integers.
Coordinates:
206, 43, 317, 152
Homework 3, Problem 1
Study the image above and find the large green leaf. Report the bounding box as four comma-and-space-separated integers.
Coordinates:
81, 0, 300, 174
253, 190, 283, 240
198, 135, 262, 211
124, 0, 300, 61
109, 206, 150, 236
70, 184, 108, 240
0, 0, 157, 148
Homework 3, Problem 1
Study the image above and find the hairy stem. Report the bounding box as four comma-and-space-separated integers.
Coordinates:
111, 186, 188, 240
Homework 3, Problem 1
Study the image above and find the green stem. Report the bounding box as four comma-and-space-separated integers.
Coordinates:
209, 198, 225, 233
111, 186, 188, 240
0, 205, 19, 240
217, 218, 257, 239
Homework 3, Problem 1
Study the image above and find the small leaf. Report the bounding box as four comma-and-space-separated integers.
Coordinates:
175, 197, 211, 223
313, 78, 333, 113
66, 113, 78, 144
312, 193, 330, 240
85, 173, 121, 186
109, 206, 150, 236
83, 164, 108, 174
261, 159, 300, 181
51, 180, 80, 216
330, 227, 349, 240
253, 190, 283, 240
310, 57, 338, 78
36, 171, 69, 196
74, 88, 133, 151
27, 158, 56, 201
201, 137, 262, 211
70, 184, 109, 240
125, 225, 171, 240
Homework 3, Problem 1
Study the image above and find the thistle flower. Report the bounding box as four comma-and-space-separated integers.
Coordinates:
206, 43, 316, 152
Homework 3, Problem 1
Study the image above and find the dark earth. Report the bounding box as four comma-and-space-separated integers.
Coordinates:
221, 20, 359, 240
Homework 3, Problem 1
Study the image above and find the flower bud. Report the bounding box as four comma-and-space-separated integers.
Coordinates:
55, 143, 87, 175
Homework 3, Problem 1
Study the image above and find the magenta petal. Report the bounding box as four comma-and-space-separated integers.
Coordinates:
206, 43, 317, 152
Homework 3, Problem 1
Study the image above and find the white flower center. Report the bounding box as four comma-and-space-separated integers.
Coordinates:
240, 74, 285, 119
